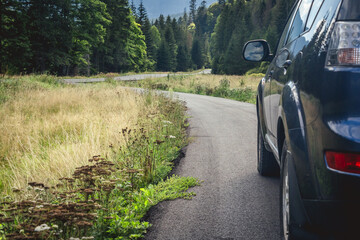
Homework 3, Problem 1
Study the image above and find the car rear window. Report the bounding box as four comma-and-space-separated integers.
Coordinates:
338, 0, 360, 20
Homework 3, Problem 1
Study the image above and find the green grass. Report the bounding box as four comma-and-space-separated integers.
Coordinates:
0, 75, 199, 240
0, 75, 64, 104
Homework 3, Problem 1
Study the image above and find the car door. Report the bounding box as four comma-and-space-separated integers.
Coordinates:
263, 0, 300, 146
268, 0, 314, 146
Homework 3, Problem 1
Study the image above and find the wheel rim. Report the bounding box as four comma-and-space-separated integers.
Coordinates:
282, 157, 290, 240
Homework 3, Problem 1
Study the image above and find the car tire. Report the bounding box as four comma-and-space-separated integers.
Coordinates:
257, 121, 279, 176
280, 141, 295, 240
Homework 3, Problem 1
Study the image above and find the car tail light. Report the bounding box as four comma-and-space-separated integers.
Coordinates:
326, 22, 360, 66
325, 151, 360, 175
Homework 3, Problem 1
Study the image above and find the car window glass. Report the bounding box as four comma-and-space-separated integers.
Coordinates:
305, 0, 324, 30
287, 0, 313, 44
338, 0, 360, 20
276, 2, 300, 53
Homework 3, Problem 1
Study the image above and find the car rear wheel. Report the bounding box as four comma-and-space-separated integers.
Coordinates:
280, 142, 294, 240
257, 121, 279, 176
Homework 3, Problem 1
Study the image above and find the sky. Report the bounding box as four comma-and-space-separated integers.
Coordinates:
132, 0, 218, 19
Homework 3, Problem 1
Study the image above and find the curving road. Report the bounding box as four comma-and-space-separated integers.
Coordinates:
144, 92, 280, 240
62, 69, 211, 84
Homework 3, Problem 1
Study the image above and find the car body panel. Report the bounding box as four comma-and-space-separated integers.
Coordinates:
249, 0, 360, 236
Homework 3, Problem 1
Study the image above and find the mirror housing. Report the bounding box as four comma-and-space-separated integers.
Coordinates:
243, 40, 273, 62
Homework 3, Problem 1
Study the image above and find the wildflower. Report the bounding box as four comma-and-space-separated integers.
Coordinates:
52, 224, 58, 229
34, 224, 50, 232
169, 135, 176, 139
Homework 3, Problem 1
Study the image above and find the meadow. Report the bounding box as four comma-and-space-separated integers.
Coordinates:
0, 75, 199, 239
120, 73, 264, 104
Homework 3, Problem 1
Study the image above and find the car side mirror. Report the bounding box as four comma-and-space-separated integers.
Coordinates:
243, 40, 273, 62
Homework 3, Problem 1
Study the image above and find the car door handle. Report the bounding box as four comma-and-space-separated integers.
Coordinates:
282, 60, 292, 75
283, 60, 292, 69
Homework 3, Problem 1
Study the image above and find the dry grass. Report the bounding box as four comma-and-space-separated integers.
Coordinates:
175, 73, 262, 90
0, 83, 150, 195
132, 73, 263, 93
122, 73, 264, 104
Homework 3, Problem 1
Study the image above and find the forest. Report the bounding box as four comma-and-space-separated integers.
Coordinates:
0, 0, 296, 76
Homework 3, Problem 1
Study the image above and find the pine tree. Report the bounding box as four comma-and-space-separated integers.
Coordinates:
130, 0, 137, 17
195, 0, 208, 35
191, 39, 203, 69
143, 18, 156, 61
93, 0, 131, 73
157, 40, 170, 71
138, 0, 147, 27
176, 45, 190, 71
265, 25, 278, 52
189, 0, 197, 23
0, 0, 32, 74
164, 25, 178, 71
157, 14, 166, 33
273, 0, 293, 35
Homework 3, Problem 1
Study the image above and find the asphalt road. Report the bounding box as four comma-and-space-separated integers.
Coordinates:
63, 69, 212, 84
144, 92, 280, 240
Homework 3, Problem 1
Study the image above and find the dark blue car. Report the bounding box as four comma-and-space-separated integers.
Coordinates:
243, 0, 360, 239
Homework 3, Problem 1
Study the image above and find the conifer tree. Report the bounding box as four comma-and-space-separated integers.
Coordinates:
93, 0, 130, 73
0, 0, 32, 74
191, 39, 204, 69
189, 0, 197, 23
130, 0, 137, 17
126, 14, 150, 72
176, 45, 190, 71
138, 0, 147, 26
157, 40, 170, 71
164, 24, 178, 71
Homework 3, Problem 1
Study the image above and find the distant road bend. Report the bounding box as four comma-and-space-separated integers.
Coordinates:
63, 69, 212, 84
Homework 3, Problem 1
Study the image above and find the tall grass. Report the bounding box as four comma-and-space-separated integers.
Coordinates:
0, 75, 199, 239
1, 76, 151, 194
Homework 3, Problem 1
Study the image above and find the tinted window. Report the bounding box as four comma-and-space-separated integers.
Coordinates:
305, 0, 324, 30
287, 0, 313, 43
338, 0, 360, 20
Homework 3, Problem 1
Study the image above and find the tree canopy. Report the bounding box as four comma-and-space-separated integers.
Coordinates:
1, 0, 297, 75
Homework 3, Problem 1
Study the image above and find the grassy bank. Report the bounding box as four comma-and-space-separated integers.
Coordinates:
0, 75, 199, 239
119, 73, 263, 104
